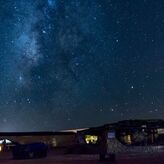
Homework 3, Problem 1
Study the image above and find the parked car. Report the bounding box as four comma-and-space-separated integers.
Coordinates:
12, 142, 48, 159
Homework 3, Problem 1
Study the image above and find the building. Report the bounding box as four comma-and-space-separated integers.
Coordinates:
0, 131, 76, 151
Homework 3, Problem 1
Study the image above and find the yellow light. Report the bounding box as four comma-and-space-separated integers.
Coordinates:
0, 145, 2, 152
123, 134, 131, 144
127, 135, 131, 144
85, 135, 98, 144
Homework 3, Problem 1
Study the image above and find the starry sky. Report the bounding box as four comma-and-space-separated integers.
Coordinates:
0, 0, 164, 132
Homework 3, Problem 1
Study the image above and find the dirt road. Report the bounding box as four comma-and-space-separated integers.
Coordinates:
0, 151, 164, 164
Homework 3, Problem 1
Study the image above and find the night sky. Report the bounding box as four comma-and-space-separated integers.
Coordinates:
0, 0, 164, 132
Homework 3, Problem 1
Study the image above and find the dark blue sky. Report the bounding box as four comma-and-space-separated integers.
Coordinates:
0, 0, 164, 131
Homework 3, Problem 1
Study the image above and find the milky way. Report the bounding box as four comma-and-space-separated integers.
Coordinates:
0, 0, 164, 131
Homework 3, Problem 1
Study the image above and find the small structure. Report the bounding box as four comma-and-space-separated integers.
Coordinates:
0, 131, 76, 151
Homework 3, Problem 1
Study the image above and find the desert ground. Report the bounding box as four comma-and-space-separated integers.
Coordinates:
0, 149, 164, 164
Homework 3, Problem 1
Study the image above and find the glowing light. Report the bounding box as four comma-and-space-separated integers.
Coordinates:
85, 135, 98, 144
0, 139, 12, 144
123, 135, 131, 144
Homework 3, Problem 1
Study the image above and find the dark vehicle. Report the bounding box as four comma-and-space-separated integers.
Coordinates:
12, 142, 48, 159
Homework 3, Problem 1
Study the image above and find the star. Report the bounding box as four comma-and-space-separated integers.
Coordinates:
110, 108, 114, 112
42, 30, 46, 34
131, 86, 134, 89
19, 75, 23, 82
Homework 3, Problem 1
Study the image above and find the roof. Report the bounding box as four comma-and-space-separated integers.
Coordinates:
77, 119, 164, 135
0, 131, 75, 136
